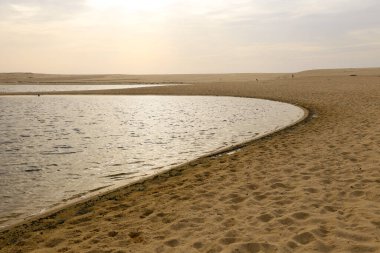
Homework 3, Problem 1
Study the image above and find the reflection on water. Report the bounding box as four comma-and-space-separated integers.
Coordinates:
0, 84, 166, 93
0, 95, 304, 227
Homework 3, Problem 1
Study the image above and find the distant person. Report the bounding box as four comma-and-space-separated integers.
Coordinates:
37, 94, 40, 97
292, 74, 294, 78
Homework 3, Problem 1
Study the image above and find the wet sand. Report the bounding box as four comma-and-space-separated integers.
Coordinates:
1, 68, 380, 253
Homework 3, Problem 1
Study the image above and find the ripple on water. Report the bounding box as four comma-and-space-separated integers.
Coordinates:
0, 84, 170, 93
0, 95, 305, 228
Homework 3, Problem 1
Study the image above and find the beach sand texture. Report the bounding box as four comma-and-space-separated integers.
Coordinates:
0, 68, 380, 253
0, 73, 285, 85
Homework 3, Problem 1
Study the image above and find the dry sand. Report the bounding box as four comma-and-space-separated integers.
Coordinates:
0, 68, 380, 253
0, 72, 285, 85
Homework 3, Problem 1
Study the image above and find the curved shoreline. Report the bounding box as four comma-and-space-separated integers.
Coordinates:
1, 71, 379, 253
0, 95, 308, 232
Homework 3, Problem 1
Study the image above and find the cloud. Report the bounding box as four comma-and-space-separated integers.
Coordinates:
165, 0, 380, 48
0, 0, 87, 22
0, 0, 379, 73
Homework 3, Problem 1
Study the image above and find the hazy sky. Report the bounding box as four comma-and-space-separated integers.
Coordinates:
0, 0, 379, 74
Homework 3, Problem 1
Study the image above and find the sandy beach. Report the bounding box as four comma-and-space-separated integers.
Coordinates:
0, 68, 380, 253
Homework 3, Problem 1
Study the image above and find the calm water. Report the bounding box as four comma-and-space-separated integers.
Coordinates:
0, 95, 304, 227
0, 84, 166, 93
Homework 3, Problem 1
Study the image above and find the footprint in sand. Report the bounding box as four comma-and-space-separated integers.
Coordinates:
257, 213, 274, 222
291, 212, 310, 220
292, 231, 315, 245
164, 239, 180, 247
222, 242, 277, 253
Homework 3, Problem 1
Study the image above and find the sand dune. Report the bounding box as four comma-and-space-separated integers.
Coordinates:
296, 67, 380, 77
0, 68, 379, 253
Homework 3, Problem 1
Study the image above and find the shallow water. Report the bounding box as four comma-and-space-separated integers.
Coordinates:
0, 84, 166, 93
0, 95, 304, 227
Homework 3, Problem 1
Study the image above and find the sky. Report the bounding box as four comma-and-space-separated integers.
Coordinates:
0, 0, 379, 74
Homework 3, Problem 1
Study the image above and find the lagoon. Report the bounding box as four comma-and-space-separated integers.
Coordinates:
0, 84, 166, 93
0, 95, 304, 227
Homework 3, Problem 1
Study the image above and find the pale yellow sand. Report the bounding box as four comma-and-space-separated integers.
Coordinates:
0, 68, 379, 253
0, 72, 285, 84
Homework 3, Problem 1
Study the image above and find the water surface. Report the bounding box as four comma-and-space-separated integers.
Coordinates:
0, 84, 166, 93
0, 95, 304, 227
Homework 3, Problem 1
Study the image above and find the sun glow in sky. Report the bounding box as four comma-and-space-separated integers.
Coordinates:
0, 0, 379, 74
88, 0, 173, 12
